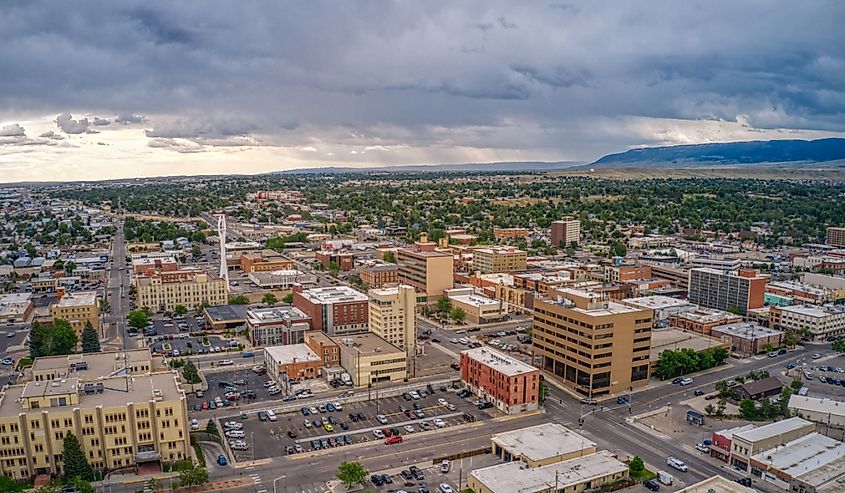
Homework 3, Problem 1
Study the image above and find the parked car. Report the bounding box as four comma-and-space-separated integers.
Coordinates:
667, 457, 688, 472
644, 480, 660, 491
385, 435, 403, 445
217, 455, 228, 466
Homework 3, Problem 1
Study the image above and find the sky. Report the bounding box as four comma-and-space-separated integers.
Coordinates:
1, 1, 844, 182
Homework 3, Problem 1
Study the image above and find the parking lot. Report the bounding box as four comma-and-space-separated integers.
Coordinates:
146, 333, 231, 357
219, 385, 499, 463
365, 453, 500, 493
188, 366, 272, 412
794, 353, 845, 399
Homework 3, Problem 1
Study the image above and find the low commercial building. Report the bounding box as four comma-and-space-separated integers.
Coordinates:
623, 295, 697, 324
473, 247, 527, 274
493, 227, 530, 240
49, 290, 99, 336
135, 269, 227, 312
248, 269, 316, 289
766, 280, 831, 305
675, 476, 757, 493
246, 306, 311, 346
512, 271, 572, 294
730, 417, 816, 471
605, 264, 652, 283
734, 376, 784, 401
336, 333, 407, 386
131, 257, 178, 275
263, 344, 323, 382
359, 263, 399, 288
315, 250, 354, 271
770, 304, 845, 341
0, 292, 33, 323
788, 396, 845, 429
791, 455, 845, 493
304, 331, 340, 367
460, 347, 540, 414
491, 423, 596, 467
711, 424, 757, 462
239, 252, 295, 273
711, 322, 784, 355
467, 450, 627, 493
292, 285, 369, 336
446, 288, 508, 324
749, 433, 845, 490
670, 308, 743, 336
0, 350, 187, 480
203, 304, 249, 330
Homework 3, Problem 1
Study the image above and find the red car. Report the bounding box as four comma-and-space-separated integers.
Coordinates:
382, 428, 393, 437
201, 402, 209, 410
704, 394, 717, 400
384, 435, 403, 445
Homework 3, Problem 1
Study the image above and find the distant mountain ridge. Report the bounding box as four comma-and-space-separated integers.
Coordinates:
273, 161, 582, 174
591, 138, 845, 167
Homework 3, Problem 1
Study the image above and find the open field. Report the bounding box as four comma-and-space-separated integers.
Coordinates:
549, 164, 845, 181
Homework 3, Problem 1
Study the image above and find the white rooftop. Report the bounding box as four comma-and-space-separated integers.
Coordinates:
247, 306, 309, 324
54, 291, 98, 307
673, 308, 741, 324
491, 423, 595, 463
450, 293, 500, 308
624, 295, 695, 310
789, 395, 845, 418
715, 424, 757, 441
462, 347, 538, 377
734, 417, 813, 444
264, 344, 321, 365
299, 286, 368, 304
712, 322, 784, 340
768, 280, 829, 297
779, 304, 845, 318
751, 432, 845, 478
469, 450, 626, 493
675, 476, 757, 493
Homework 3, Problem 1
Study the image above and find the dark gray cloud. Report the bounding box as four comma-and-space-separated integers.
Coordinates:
0, 1, 843, 161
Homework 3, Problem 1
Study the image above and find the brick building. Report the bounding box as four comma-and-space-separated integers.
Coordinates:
551, 218, 580, 247
359, 263, 399, 288
460, 346, 540, 414
304, 331, 340, 367
292, 285, 369, 336
315, 251, 354, 271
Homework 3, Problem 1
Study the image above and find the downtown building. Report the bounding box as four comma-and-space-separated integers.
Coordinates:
246, 306, 311, 346
460, 347, 540, 414
49, 290, 100, 337
551, 217, 580, 247
134, 268, 227, 313
688, 267, 767, 315
473, 247, 527, 274
367, 285, 416, 354
291, 285, 369, 336
0, 349, 189, 480
396, 238, 454, 304
532, 288, 653, 397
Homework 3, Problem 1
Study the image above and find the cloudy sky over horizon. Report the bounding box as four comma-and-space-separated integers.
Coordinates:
1, 1, 844, 182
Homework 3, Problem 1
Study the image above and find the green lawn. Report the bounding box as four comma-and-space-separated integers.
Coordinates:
631, 468, 657, 481
192, 444, 206, 467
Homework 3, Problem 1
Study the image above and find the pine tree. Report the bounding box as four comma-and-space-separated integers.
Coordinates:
81, 322, 100, 353
63, 432, 95, 481
182, 360, 201, 384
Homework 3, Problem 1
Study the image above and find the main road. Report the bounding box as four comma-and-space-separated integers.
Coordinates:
102, 218, 132, 349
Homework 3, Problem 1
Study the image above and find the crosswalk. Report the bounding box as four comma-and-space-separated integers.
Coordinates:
247, 468, 266, 493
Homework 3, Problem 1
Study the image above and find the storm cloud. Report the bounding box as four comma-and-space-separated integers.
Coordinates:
0, 0, 843, 177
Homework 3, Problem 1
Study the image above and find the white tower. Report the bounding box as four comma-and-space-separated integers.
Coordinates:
216, 213, 229, 287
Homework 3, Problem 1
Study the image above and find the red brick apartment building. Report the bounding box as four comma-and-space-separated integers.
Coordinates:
460, 347, 540, 415
291, 284, 369, 336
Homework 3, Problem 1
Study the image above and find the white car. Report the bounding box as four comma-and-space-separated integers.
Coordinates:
695, 443, 710, 453
441, 460, 451, 473
403, 425, 415, 433
231, 442, 249, 451
310, 407, 319, 415
223, 421, 242, 430
219, 359, 234, 366
372, 429, 385, 439
376, 414, 389, 424
410, 391, 421, 400
446, 403, 456, 411
268, 387, 281, 395
437, 398, 448, 406
266, 410, 277, 421
333, 401, 343, 411
190, 419, 199, 431
433, 418, 446, 428
667, 457, 688, 472
304, 419, 312, 428
225, 430, 245, 438
439, 484, 454, 493
263, 380, 275, 388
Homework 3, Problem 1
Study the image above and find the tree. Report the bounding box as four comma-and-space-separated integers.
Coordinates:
191, 245, 202, 259
282, 293, 294, 304
608, 240, 627, 258
62, 432, 95, 481
628, 456, 645, 477
182, 360, 201, 384
205, 419, 218, 436
450, 307, 466, 322
80, 322, 100, 353
174, 305, 188, 316
833, 339, 845, 353
383, 251, 396, 263
704, 403, 716, 416
739, 399, 759, 420
127, 309, 150, 330
29, 320, 78, 359
228, 294, 250, 305
64, 261, 76, 274
436, 296, 452, 315
178, 464, 208, 487
538, 381, 550, 403
70, 478, 95, 493
337, 461, 368, 488
262, 293, 278, 306
782, 330, 801, 348
328, 261, 341, 277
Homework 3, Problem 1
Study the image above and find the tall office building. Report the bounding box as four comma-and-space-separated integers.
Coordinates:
688, 268, 767, 315
532, 288, 653, 397
396, 245, 454, 303
551, 218, 581, 247
826, 227, 845, 248
368, 285, 417, 355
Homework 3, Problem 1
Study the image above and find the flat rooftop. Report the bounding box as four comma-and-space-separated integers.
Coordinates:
204, 304, 250, 322
714, 424, 757, 440
450, 293, 500, 307
734, 417, 812, 443
54, 291, 97, 307
363, 263, 398, 272
712, 322, 784, 340
491, 423, 595, 463
0, 372, 183, 417
768, 280, 828, 297
672, 308, 742, 324
779, 304, 845, 318
470, 450, 626, 493
675, 475, 757, 493
625, 295, 695, 310
299, 286, 368, 304
247, 306, 309, 324
462, 347, 538, 377
264, 343, 321, 365
793, 456, 845, 491
334, 332, 404, 356
788, 395, 845, 418
31, 349, 155, 378
650, 328, 723, 356
752, 433, 845, 478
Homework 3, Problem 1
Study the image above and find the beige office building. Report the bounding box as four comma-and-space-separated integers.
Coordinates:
337, 333, 407, 386
50, 291, 99, 336
396, 247, 454, 303
135, 269, 228, 313
473, 247, 527, 274
532, 288, 653, 397
551, 218, 581, 247
368, 285, 417, 354
0, 350, 189, 480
